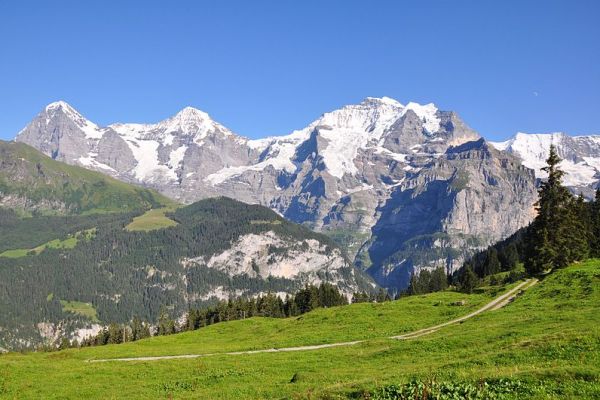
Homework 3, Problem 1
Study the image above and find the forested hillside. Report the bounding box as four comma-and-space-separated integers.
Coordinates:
0, 197, 373, 350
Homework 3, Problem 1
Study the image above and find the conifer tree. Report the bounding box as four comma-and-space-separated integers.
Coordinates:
429, 267, 449, 292
483, 248, 501, 276
568, 194, 591, 261
591, 189, 600, 257
524, 145, 578, 273
500, 242, 519, 270
459, 265, 478, 294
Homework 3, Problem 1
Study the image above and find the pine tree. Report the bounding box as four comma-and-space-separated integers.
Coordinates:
483, 248, 501, 276
459, 266, 479, 294
524, 145, 576, 273
375, 288, 389, 302
590, 189, 600, 257
567, 194, 591, 261
500, 242, 519, 271
107, 323, 123, 344
407, 272, 420, 295
429, 267, 448, 292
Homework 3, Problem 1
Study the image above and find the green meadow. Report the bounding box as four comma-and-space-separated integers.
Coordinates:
59, 300, 100, 323
0, 261, 598, 399
125, 207, 179, 232
0, 229, 96, 258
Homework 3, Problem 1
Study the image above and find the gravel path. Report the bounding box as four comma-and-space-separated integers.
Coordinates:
89, 279, 537, 363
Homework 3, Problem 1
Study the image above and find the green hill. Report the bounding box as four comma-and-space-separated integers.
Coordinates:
1, 260, 598, 399
0, 197, 372, 350
0, 140, 173, 215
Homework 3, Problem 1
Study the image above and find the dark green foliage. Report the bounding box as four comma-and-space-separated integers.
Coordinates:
459, 265, 479, 294
405, 267, 448, 295
369, 378, 533, 399
525, 146, 591, 274
0, 208, 133, 252
130, 317, 151, 341
591, 189, 600, 257
499, 242, 519, 271
0, 197, 368, 349
81, 283, 349, 348
429, 267, 449, 292
482, 248, 501, 276
569, 194, 591, 261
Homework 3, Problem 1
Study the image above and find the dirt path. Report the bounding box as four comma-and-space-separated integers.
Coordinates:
89, 279, 537, 363
391, 278, 537, 340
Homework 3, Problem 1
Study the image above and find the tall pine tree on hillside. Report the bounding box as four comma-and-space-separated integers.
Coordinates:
570, 193, 591, 261
524, 145, 589, 274
483, 247, 501, 276
591, 189, 600, 258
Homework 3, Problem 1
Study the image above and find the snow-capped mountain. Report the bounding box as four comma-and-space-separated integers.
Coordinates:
491, 132, 600, 197
16, 98, 539, 290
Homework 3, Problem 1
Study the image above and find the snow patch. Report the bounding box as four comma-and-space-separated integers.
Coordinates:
491, 132, 600, 187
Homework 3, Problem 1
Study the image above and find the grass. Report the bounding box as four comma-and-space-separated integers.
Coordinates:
0, 140, 175, 215
59, 300, 99, 323
0, 229, 95, 258
0, 261, 599, 399
125, 208, 179, 232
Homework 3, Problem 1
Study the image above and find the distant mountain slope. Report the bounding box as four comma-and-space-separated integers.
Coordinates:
0, 197, 374, 350
15, 99, 539, 289
491, 132, 600, 197
0, 140, 173, 214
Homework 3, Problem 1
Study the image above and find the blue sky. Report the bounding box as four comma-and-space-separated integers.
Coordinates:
0, 0, 598, 141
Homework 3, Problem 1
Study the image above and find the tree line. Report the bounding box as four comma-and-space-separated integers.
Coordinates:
67, 283, 388, 349
456, 145, 600, 292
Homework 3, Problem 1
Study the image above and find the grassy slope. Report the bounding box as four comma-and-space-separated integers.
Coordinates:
0, 228, 95, 258
1, 262, 599, 399
59, 301, 99, 323
0, 140, 175, 214
125, 207, 179, 232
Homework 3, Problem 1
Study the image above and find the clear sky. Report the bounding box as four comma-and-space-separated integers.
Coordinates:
0, 0, 598, 141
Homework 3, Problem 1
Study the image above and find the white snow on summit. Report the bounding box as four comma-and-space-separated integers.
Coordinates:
43, 101, 104, 139
491, 132, 600, 187
207, 97, 441, 181
23, 97, 450, 186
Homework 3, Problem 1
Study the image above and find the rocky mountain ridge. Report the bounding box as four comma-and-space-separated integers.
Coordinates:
15, 98, 548, 289
491, 132, 600, 197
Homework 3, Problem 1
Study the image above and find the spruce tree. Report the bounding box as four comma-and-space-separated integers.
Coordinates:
483, 248, 501, 276
567, 194, 591, 261
501, 242, 519, 271
459, 265, 479, 294
407, 272, 420, 295
524, 145, 576, 273
429, 267, 449, 292
591, 189, 600, 257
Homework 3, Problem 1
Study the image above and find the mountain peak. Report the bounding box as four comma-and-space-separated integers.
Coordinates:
362, 96, 404, 108
20, 101, 103, 140
175, 106, 211, 119
156, 106, 230, 138
44, 100, 81, 117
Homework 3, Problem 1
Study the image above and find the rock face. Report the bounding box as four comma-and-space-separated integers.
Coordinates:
491, 132, 600, 197
182, 230, 367, 301
361, 139, 536, 288
16, 97, 541, 290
